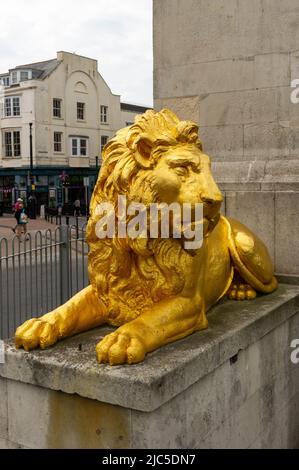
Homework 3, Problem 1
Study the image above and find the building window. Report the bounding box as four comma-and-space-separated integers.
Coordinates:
20, 71, 29, 81
9, 70, 32, 84
11, 71, 18, 84
53, 99, 62, 118
71, 137, 88, 156
100, 135, 108, 153
4, 131, 21, 157
4, 98, 11, 117
4, 96, 20, 117
13, 131, 21, 156
80, 139, 87, 155
1, 76, 10, 87
54, 132, 63, 152
13, 97, 20, 116
77, 102, 85, 121
72, 139, 77, 156
100, 105, 108, 123
4, 132, 12, 157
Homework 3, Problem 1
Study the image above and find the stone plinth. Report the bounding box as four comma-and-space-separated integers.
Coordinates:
1, 284, 299, 448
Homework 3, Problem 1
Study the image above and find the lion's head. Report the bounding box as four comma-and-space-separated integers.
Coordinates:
86, 109, 223, 324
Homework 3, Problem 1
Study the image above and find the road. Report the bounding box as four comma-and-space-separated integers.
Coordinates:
0, 254, 89, 340
0, 215, 90, 339
0, 217, 88, 339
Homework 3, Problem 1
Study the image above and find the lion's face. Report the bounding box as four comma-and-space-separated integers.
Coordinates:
134, 144, 223, 237
90, 109, 224, 243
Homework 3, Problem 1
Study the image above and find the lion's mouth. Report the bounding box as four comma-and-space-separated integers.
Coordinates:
180, 212, 220, 244
203, 212, 220, 237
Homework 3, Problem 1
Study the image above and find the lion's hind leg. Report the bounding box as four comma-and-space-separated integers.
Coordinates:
223, 216, 278, 296
227, 272, 257, 301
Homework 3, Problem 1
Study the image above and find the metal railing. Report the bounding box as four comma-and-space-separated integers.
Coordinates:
0, 224, 89, 339
45, 213, 89, 230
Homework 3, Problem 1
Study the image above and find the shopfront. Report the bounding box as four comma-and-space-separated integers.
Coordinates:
0, 176, 15, 212
0, 167, 98, 214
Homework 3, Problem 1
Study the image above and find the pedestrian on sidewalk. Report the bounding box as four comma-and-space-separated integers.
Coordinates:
14, 200, 29, 241
12, 198, 24, 234
74, 199, 81, 217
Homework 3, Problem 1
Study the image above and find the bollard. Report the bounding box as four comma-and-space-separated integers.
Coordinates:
75, 216, 79, 239
60, 225, 70, 304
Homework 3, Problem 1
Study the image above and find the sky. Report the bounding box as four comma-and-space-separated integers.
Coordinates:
0, 0, 153, 106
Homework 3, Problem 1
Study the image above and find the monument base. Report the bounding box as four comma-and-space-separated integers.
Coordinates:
1, 284, 299, 449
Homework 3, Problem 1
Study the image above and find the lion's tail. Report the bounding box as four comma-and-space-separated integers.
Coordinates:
223, 217, 278, 294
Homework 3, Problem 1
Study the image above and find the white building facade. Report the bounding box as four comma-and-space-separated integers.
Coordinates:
0, 51, 149, 211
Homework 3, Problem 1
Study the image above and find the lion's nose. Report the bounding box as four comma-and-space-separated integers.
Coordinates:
201, 188, 223, 204
201, 195, 220, 205
201, 194, 223, 220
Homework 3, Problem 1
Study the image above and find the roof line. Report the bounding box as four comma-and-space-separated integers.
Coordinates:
121, 102, 152, 112
13, 58, 57, 70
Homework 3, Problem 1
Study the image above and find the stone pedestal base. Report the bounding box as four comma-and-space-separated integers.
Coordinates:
1, 284, 299, 448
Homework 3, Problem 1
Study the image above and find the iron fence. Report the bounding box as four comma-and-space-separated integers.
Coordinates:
0, 224, 89, 339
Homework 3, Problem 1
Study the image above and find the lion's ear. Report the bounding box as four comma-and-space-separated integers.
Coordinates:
131, 134, 154, 169
175, 121, 201, 145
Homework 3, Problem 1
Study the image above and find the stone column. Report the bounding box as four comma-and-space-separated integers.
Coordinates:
154, 0, 299, 279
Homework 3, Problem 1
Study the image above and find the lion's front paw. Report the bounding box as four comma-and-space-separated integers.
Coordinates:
227, 283, 257, 301
15, 318, 60, 351
96, 329, 146, 365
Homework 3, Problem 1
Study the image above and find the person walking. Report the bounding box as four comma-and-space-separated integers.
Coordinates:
74, 199, 81, 217
14, 200, 28, 241
12, 198, 23, 233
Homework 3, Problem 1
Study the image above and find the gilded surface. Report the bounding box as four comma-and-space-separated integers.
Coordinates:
15, 109, 277, 365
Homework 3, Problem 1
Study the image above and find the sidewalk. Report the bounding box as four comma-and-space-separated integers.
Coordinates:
0, 215, 58, 241
0, 215, 88, 258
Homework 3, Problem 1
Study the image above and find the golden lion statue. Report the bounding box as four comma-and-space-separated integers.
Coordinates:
15, 109, 277, 365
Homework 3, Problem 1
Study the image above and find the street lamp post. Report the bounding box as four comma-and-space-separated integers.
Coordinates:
29, 123, 33, 178
28, 122, 36, 219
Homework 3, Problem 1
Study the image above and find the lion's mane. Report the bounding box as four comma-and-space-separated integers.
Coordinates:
86, 109, 203, 325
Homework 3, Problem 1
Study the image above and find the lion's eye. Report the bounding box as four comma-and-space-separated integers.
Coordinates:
173, 166, 188, 178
